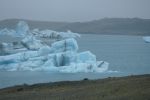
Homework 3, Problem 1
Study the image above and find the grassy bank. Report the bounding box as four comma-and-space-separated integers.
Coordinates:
0, 74, 150, 100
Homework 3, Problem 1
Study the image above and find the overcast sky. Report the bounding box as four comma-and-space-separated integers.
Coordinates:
0, 0, 150, 22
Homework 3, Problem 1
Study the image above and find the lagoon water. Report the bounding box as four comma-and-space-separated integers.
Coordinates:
0, 34, 150, 88
78, 34, 150, 73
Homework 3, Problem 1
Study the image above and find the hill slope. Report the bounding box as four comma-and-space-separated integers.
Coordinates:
0, 18, 150, 35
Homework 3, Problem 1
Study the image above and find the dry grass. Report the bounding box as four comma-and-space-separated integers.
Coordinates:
0, 74, 150, 100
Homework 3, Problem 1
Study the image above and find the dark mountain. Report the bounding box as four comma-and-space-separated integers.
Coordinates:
0, 19, 68, 30
0, 18, 150, 35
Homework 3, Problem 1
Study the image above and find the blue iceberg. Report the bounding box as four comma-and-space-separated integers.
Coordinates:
143, 36, 150, 43
0, 21, 109, 73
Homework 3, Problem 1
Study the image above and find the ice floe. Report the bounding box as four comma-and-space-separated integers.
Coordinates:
0, 21, 109, 73
21, 35, 44, 50
143, 36, 150, 43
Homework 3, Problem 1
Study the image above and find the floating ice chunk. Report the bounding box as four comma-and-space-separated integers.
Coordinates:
76, 51, 96, 63
44, 51, 76, 67
21, 35, 43, 50
0, 56, 46, 71
31, 29, 80, 39
0, 28, 9, 35
40, 30, 59, 38
43, 59, 56, 68
0, 53, 22, 64
38, 46, 51, 56
59, 61, 109, 73
0, 42, 13, 53
143, 36, 150, 43
0, 21, 30, 37
0, 49, 109, 73
0, 51, 39, 64
51, 38, 78, 53
16, 21, 30, 37
32, 28, 40, 36
0, 28, 17, 37
58, 52, 109, 73
59, 63, 93, 73
19, 60, 45, 70
50, 53, 62, 67
12, 48, 28, 54
0, 63, 19, 71
36, 66, 59, 72
58, 30, 80, 39
61, 51, 77, 66
96, 61, 109, 72
0, 21, 110, 73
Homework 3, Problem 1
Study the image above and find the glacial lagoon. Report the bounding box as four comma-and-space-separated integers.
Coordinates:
0, 34, 150, 88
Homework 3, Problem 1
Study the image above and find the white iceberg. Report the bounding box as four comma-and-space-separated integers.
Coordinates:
76, 51, 96, 63
58, 30, 81, 39
51, 38, 78, 53
16, 21, 30, 37
0, 49, 109, 73
0, 28, 17, 37
0, 21, 80, 39
0, 21, 29, 37
38, 30, 59, 38
21, 35, 44, 50
32, 29, 80, 40
0, 21, 109, 73
143, 36, 150, 43
0, 43, 13, 53
38, 46, 51, 56
59, 62, 109, 73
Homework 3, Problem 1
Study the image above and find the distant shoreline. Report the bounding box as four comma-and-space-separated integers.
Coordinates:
0, 18, 150, 36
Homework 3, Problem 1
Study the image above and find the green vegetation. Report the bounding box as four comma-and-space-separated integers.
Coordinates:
0, 74, 150, 100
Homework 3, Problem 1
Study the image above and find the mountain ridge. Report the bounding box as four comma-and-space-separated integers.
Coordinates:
0, 18, 150, 35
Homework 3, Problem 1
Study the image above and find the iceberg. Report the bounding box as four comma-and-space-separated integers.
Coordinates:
59, 62, 108, 73
31, 29, 80, 40
58, 30, 81, 39
143, 36, 150, 43
0, 21, 80, 39
38, 46, 51, 56
51, 38, 78, 53
76, 51, 96, 63
38, 30, 59, 38
21, 35, 44, 50
0, 42, 13, 54
0, 21, 29, 37
16, 21, 30, 37
0, 21, 109, 73
0, 28, 17, 37
0, 49, 109, 73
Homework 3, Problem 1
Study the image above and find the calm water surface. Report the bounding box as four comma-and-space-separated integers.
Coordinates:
0, 34, 150, 88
